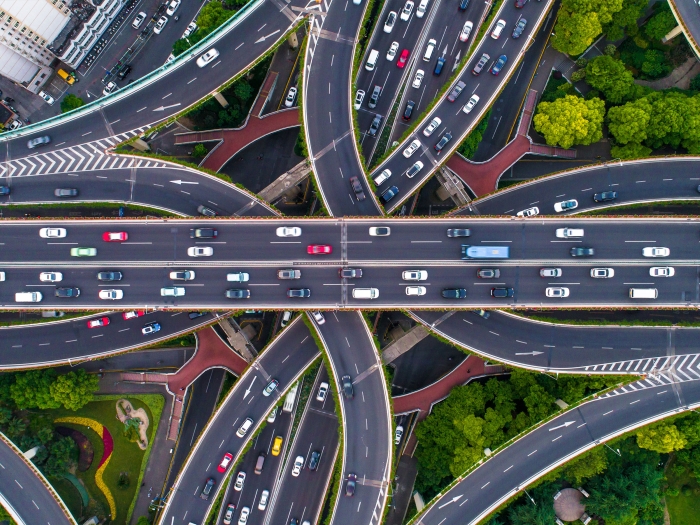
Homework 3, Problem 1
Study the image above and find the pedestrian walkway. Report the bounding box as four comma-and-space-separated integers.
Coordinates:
174, 71, 301, 172
636, 56, 700, 90
447, 90, 576, 196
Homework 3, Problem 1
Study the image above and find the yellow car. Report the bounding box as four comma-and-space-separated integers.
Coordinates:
271, 436, 283, 456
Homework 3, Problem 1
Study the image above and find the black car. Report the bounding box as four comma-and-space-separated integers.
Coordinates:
309, 450, 321, 471
368, 114, 382, 136
402, 100, 415, 120
55, 287, 80, 298
593, 191, 618, 202
200, 477, 215, 500
446, 228, 470, 237
345, 473, 357, 496
188, 311, 206, 320
477, 268, 500, 279
570, 247, 595, 257
0, 186, 9, 195
350, 176, 366, 201
97, 271, 123, 281
54, 188, 78, 197
434, 132, 453, 152
442, 288, 467, 299
226, 288, 251, 299
491, 287, 514, 298
380, 186, 399, 204
117, 65, 132, 80
341, 375, 354, 399
339, 268, 362, 279
512, 18, 527, 38
190, 228, 218, 239
287, 288, 311, 298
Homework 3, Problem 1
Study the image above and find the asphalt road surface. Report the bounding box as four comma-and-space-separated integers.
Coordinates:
158, 317, 320, 525
315, 311, 392, 525
670, 0, 700, 55
369, 0, 554, 212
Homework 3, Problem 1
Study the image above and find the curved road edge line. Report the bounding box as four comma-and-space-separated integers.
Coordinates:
0, 490, 25, 525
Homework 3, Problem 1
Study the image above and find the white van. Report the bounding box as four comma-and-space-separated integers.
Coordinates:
352, 288, 380, 299
423, 39, 436, 61
555, 228, 584, 238
629, 288, 658, 299
15, 291, 42, 303
366, 49, 379, 71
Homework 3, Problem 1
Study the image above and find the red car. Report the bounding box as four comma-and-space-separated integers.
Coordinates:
397, 49, 410, 68
122, 310, 145, 320
218, 452, 233, 473
87, 316, 110, 329
307, 244, 332, 255
102, 231, 128, 242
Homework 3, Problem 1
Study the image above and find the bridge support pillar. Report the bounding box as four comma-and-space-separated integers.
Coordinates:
131, 138, 150, 151
213, 92, 230, 109
288, 33, 298, 49
662, 25, 683, 44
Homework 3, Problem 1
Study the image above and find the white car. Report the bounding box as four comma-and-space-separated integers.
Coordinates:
102, 81, 117, 96
423, 117, 441, 136
412, 69, 424, 88
99, 289, 124, 300
650, 267, 675, 277
166, 0, 181, 16
183, 21, 197, 38
312, 311, 326, 325
406, 286, 426, 296
369, 226, 391, 236
553, 199, 578, 212
238, 507, 250, 525
153, 16, 168, 34
161, 287, 185, 297
516, 207, 539, 217
354, 89, 365, 110
539, 268, 562, 278
291, 456, 304, 477
384, 11, 397, 33
276, 226, 301, 237
642, 247, 669, 258
39, 91, 55, 105
403, 139, 422, 158
39, 272, 62, 282
39, 227, 66, 238
395, 425, 404, 444
386, 41, 399, 60
258, 490, 269, 511
462, 94, 479, 114
187, 246, 213, 257
316, 382, 329, 401
132, 11, 147, 29
284, 87, 297, 107
546, 287, 570, 298
196, 48, 219, 67
400, 1, 414, 20
170, 270, 195, 280
590, 268, 614, 278
227, 272, 250, 282
234, 472, 246, 491
402, 270, 427, 281
459, 21, 473, 42
416, 0, 429, 17
491, 19, 506, 39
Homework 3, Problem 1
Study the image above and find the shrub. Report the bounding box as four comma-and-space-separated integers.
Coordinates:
60, 94, 85, 114
192, 144, 208, 158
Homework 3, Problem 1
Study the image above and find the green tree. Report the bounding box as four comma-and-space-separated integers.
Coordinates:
611, 142, 651, 159
36, 425, 55, 445
196, 0, 235, 36
0, 406, 12, 426
10, 370, 60, 410
136, 517, 151, 525
551, 0, 624, 56
233, 81, 254, 102
523, 385, 556, 422
192, 144, 208, 158
563, 447, 608, 483
641, 49, 670, 78
602, 0, 646, 40
646, 91, 688, 149
637, 422, 687, 453
584, 55, 635, 103
60, 94, 85, 114
6, 417, 26, 438
49, 370, 99, 411
533, 95, 605, 149
644, 8, 678, 41
677, 414, 700, 447
43, 436, 76, 477
691, 73, 700, 92
607, 97, 651, 144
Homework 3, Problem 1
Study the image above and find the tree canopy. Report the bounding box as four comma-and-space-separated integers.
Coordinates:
533, 95, 605, 149
584, 55, 635, 104
552, 0, 625, 56
60, 94, 85, 114
9, 369, 98, 411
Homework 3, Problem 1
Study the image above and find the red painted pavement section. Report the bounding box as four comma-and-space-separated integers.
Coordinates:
392, 355, 485, 420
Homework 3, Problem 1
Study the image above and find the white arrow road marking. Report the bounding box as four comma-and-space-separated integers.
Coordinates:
514, 351, 544, 356
170, 180, 199, 185
438, 495, 463, 509
548, 421, 575, 431
255, 29, 280, 43
153, 103, 182, 112
244, 376, 257, 398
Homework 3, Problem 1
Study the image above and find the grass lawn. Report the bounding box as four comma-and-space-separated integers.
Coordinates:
666, 457, 700, 525
52, 477, 85, 519
49, 394, 164, 525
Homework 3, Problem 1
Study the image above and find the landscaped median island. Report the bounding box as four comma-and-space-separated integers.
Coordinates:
0, 368, 162, 525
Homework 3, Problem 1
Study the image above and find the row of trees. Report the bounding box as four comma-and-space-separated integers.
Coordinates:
413, 371, 624, 498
